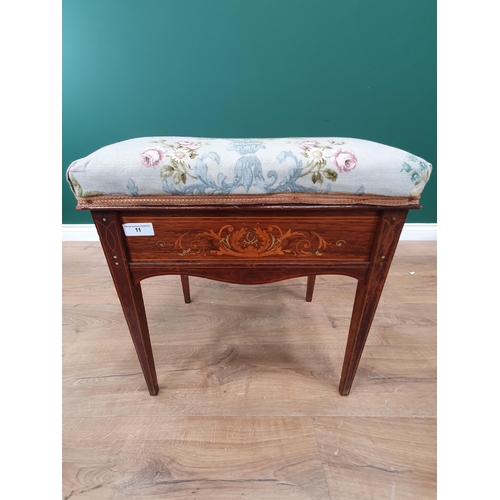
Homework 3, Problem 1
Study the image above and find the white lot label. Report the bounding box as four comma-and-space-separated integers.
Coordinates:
122, 223, 155, 236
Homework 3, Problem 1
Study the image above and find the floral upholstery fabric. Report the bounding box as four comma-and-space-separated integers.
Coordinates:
67, 137, 432, 205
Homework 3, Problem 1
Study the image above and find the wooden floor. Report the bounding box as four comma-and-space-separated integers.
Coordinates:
62, 241, 436, 500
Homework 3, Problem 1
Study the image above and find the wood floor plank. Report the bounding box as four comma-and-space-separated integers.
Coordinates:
62, 416, 331, 500
313, 416, 436, 500
63, 299, 436, 348
62, 242, 112, 277
63, 342, 435, 418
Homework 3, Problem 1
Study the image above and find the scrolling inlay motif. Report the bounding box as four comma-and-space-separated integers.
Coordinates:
156, 224, 340, 258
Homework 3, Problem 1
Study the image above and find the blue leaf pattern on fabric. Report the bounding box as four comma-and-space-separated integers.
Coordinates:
266, 151, 316, 194
193, 152, 221, 190
126, 178, 139, 196
401, 154, 432, 197
233, 155, 261, 192
401, 155, 431, 185
161, 145, 322, 195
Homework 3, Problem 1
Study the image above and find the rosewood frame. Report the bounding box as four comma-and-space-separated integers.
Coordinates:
89, 204, 414, 396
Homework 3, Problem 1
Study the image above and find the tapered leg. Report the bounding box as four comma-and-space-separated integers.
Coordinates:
339, 279, 379, 396
306, 275, 316, 302
180, 275, 191, 303
339, 210, 408, 396
92, 211, 159, 395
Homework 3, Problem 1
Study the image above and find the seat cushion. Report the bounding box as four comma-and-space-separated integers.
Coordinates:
66, 137, 432, 208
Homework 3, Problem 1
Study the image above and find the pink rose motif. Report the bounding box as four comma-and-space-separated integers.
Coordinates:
141, 147, 166, 168
331, 149, 357, 172
176, 141, 201, 150
298, 140, 320, 150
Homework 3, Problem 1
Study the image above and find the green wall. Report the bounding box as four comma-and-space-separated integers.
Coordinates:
63, 0, 436, 224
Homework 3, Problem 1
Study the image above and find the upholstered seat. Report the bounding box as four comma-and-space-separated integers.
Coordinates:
67, 136, 431, 208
